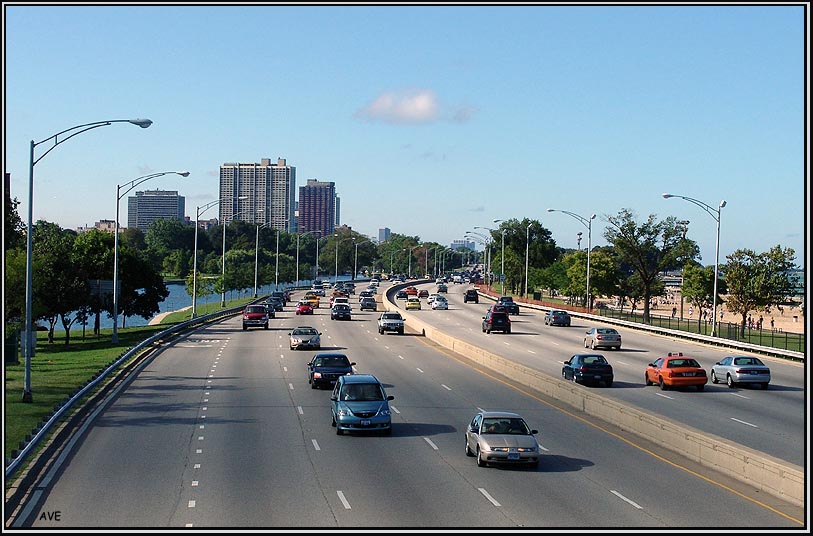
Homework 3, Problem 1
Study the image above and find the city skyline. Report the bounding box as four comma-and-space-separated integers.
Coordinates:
4, 4, 806, 268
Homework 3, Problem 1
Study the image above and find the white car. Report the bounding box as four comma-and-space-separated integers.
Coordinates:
427, 293, 441, 304
431, 297, 448, 310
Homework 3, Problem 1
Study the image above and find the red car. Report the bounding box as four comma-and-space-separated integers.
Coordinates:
645, 352, 707, 391
418, 289, 430, 298
405, 286, 418, 296
295, 301, 314, 315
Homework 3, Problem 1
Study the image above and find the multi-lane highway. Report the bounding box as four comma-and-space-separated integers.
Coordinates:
25, 282, 805, 528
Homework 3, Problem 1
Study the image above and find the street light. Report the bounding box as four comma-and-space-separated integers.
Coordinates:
22, 117, 152, 402
662, 193, 726, 336
547, 208, 596, 309
524, 222, 532, 299
113, 170, 189, 342
474, 226, 495, 287
493, 219, 506, 294
676, 220, 690, 319
193, 196, 247, 318
466, 230, 490, 277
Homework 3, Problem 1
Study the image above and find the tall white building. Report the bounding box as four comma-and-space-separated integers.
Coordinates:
219, 157, 295, 230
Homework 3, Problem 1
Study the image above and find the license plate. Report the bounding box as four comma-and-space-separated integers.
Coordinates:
360, 419, 371, 426
594, 375, 602, 379
508, 453, 519, 460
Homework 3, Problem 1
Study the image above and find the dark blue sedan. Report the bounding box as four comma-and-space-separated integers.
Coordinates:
562, 353, 614, 387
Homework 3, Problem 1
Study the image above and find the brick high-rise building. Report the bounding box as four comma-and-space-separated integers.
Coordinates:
298, 179, 337, 237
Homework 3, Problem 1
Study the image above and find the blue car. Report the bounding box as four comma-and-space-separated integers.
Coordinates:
330, 374, 394, 435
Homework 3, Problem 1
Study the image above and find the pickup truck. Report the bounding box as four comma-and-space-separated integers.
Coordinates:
378, 311, 405, 335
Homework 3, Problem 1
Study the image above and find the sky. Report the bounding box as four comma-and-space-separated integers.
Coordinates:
3, 2, 808, 270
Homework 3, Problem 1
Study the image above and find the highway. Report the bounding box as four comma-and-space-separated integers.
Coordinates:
25, 282, 804, 528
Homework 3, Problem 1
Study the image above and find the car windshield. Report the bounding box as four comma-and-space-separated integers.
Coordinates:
667, 359, 700, 368
734, 357, 763, 366
383, 313, 401, 319
482, 418, 529, 435
340, 383, 384, 401
597, 328, 617, 334
293, 328, 317, 336
314, 356, 349, 367
246, 306, 265, 313
582, 355, 608, 364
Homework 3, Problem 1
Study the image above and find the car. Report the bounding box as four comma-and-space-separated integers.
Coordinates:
303, 293, 320, 308
418, 289, 429, 299
378, 311, 405, 334
426, 293, 441, 304
464, 411, 540, 468
405, 297, 421, 310
330, 374, 394, 435
645, 352, 707, 391
482, 309, 511, 334
583, 327, 621, 349
496, 296, 520, 315
289, 326, 321, 350
431, 297, 448, 310
359, 297, 377, 311
270, 290, 288, 304
295, 301, 314, 315
464, 289, 479, 304
242, 304, 270, 330
365, 285, 378, 295
330, 303, 352, 320
436, 284, 448, 293
331, 296, 350, 308
544, 310, 571, 326
395, 289, 408, 300
307, 352, 355, 389
405, 286, 418, 296
711, 355, 771, 389
265, 296, 284, 312
562, 354, 614, 386
358, 290, 374, 301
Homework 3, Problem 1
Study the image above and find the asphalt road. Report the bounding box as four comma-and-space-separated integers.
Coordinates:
26, 287, 804, 529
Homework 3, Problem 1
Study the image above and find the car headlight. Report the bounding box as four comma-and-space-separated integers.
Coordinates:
378, 408, 391, 416
491, 447, 510, 453
313, 372, 322, 379
337, 409, 350, 417
517, 447, 536, 453
292, 338, 301, 344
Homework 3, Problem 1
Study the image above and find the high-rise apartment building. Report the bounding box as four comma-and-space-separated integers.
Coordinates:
219, 158, 295, 230
127, 190, 185, 233
298, 179, 337, 237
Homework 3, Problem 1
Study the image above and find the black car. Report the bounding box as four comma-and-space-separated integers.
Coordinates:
265, 296, 284, 312
395, 289, 408, 300
482, 310, 511, 334
496, 296, 520, 315
331, 303, 352, 320
464, 289, 479, 304
307, 353, 355, 389
544, 310, 572, 327
359, 297, 377, 311
562, 354, 614, 387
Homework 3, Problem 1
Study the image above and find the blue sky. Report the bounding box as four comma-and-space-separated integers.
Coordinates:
3, 3, 807, 268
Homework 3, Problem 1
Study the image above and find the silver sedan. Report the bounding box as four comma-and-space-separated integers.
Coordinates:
464, 411, 540, 468
711, 355, 771, 389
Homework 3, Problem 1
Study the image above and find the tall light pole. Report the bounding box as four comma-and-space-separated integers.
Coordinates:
547, 208, 596, 309
524, 222, 532, 299
22, 117, 152, 402
355, 239, 370, 281
474, 226, 495, 287
493, 219, 506, 294
467, 230, 490, 277
663, 193, 726, 336
113, 170, 189, 342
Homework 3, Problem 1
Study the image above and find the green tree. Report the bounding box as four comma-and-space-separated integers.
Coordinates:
682, 263, 727, 331
604, 209, 684, 323
722, 246, 798, 337
117, 247, 170, 326
73, 229, 114, 335
4, 193, 25, 251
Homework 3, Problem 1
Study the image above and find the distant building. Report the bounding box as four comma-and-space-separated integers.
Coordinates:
219, 157, 296, 231
379, 228, 391, 243
451, 239, 476, 251
76, 220, 121, 234
298, 179, 337, 237
127, 190, 185, 233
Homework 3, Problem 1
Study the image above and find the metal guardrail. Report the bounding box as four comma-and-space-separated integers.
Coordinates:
4, 304, 245, 481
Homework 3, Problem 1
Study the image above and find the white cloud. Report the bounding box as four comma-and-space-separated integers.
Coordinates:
355, 89, 476, 125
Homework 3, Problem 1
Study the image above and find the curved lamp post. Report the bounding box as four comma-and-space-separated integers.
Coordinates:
547, 208, 596, 309
473, 226, 495, 286
113, 170, 189, 342
524, 222, 532, 299
22, 117, 152, 402
493, 219, 507, 294
662, 193, 726, 336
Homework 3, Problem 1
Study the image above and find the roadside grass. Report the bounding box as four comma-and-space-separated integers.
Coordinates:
3, 296, 257, 463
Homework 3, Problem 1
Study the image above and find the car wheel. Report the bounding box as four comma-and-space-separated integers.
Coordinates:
697, 384, 705, 391
726, 374, 735, 388
584, 339, 589, 348
476, 446, 487, 467
264, 323, 268, 329
465, 437, 474, 457
711, 370, 719, 384
336, 427, 343, 435
331, 414, 336, 427
605, 379, 613, 387
506, 327, 511, 334
242, 324, 247, 331
761, 383, 769, 390
571, 373, 578, 384
311, 381, 317, 389
659, 377, 669, 390
590, 340, 596, 349
645, 373, 653, 386
378, 328, 383, 334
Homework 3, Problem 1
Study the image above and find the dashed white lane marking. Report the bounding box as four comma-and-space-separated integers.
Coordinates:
191, 481, 199, 487
199, 425, 204, 429
312, 439, 321, 451
391, 406, 400, 414
416, 368, 424, 373
185, 523, 193, 527
611, 490, 643, 509
196, 449, 202, 454
527, 349, 536, 354
478, 488, 501, 507
297, 406, 304, 415
198, 436, 204, 441
503, 342, 511, 346
731, 417, 759, 428
655, 393, 674, 400
337, 491, 351, 509
289, 383, 294, 390
194, 464, 201, 469
283, 366, 288, 372
188, 500, 196, 508
423, 437, 439, 450
398, 355, 404, 360
441, 384, 452, 391
731, 393, 750, 399
202, 407, 207, 411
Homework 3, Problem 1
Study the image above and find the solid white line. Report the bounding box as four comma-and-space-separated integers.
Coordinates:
424, 437, 439, 450
337, 491, 352, 509
297, 406, 304, 415
730, 417, 759, 428
441, 384, 452, 391
611, 490, 643, 509
312, 439, 321, 451
478, 488, 501, 507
